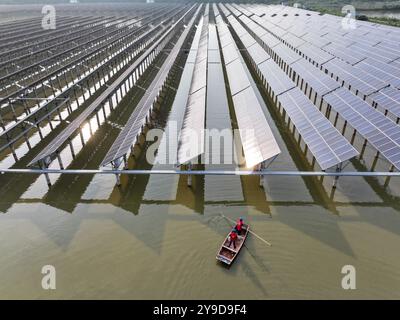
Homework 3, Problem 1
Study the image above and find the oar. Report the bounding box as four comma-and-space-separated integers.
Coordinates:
220, 214, 272, 247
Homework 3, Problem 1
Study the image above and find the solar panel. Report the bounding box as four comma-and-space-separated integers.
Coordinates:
177, 88, 207, 164
290, 59, 340, 96
247, 42, 270, 65
260, 32, 281, 48
323, 58, 387, 96
177, 10, 209, 165
271, 43, 302, 65
324, 88, 400, 170
301, 32, 331, 48
241, 33, 257, 48
356, 59, 400, 88
390, 59, 400, 74
226, 59, 251, 95
232, 87, 281, 167
321, 43, 365, 65
347, 42, 400, 64
296, 42, 334, 66
100, 8, 201, 168
258, 59, 296, 96
369, 86, 400, 119
277, 87, 358, 170
281, 33, 306, 48
217, 17, 280, 167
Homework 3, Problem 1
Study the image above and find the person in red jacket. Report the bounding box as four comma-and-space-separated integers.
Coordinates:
228, 229, 238, 249
235, 217, 244, 235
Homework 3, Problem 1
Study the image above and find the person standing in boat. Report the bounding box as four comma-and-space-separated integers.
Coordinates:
235, 217, 244, 235
228, 229, 238, 249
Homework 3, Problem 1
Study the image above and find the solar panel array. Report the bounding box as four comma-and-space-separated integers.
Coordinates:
289, 59, 340, 97
216, 14, 281, 168
177, 5, 209, 165
323, 58, 387, 96
277, 88, 359, 170
369, 86, 400, 119
324, 88, 400, 170
3, 3, 400, 178
29, 8, 196, 167
258, 59, 295, 96
223, 3, 400, 171
225, 6, 359, 170
101, 7, 200, 167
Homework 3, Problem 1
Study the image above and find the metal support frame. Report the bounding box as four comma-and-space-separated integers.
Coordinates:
1, 169, 400, 177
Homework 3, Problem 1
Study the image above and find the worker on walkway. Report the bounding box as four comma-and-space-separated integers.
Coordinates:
235, 217, 244, 235
228, 229, 238, 249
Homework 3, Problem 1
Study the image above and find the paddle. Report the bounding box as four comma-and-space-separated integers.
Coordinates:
220, 213, 272, 247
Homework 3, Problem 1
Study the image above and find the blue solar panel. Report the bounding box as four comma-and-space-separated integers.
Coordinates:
324, 88, 400, 170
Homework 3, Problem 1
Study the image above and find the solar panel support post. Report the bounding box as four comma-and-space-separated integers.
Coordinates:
371, 151, 380, 172
187, 162, 192, 187
332, 163, 342, 189
350, 128, 357, 145
342, 120, 348, 135
384, 165, 395, 188
0, 114, 6, 131
23, 133, 31, 150
112, 161, 122, 186
9, 142, 18, 163
360, 139, 368, 159
258, 162, 265, 187
79, 127, 85, 146
36, 121, 43, 139
56, 152, 64, 170
68, 138, 75, 159
39, 160, 51, 187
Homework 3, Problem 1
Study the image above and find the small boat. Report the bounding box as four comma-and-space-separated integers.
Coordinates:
216, 224, 249, 265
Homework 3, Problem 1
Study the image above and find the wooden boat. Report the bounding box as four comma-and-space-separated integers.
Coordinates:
216, 224, 249, 265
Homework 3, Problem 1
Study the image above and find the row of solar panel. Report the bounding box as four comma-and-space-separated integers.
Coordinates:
216, 13, 281, 168
225, 8, 359, 170
176, 5, 209, 165
227, 4, 400, 171
233, 5, 400, 124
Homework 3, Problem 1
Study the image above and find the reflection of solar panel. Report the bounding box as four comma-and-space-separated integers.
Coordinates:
324, 88, 400, 170
277, 87, 358, 170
